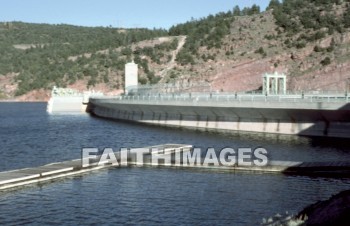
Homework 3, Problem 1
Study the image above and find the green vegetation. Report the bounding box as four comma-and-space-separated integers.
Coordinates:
134, 38, 178, 64
0, 22, 167, 95
1, 1, 350, 96
0, 89, 6, 99
169, 12, 234, 65
233, 4, 261, 16
270, 0, 348, 42
169, 4, 261, 65
255, 47, 267, 57
314, 40, 335, 53
321, 56, 331, 66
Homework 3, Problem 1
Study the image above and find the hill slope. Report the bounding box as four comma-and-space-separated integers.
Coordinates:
0, 22, 168, 100
167, 0, 350, 92
1, 0, 350, 101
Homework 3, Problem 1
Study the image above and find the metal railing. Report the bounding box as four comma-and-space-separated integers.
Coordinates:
97, 91, 350, 104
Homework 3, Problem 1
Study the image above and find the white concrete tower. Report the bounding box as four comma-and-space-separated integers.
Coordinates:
125, 61, 138, 93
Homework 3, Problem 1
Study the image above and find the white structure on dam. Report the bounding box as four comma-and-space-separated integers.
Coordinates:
263, 72, 287, 95
47, 86, 103, 113
125, 61, 138, 94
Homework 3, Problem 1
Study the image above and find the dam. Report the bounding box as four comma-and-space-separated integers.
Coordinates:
46, 62, 350, 138
87, 92, 350, 138
85, 65, 350, 138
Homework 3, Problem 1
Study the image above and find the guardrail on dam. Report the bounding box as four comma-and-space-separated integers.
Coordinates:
87, 93, 350, 138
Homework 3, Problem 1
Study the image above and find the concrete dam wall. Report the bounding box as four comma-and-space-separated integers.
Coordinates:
88, 96, 350, 138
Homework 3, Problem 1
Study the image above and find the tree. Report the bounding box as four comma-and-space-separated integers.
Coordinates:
321, 57, 331, 66
233, 5, 241, 16
241, 7, 249, 16
255, 47, 267, 57
344, 7, 350, 28
267, 0, 281, 10
250, 4, 261, 15
138, 76, 147, 85
273, 8, 291, 30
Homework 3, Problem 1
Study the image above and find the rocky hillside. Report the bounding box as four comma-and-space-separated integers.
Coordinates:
168, 0, 350, 93
1, 0, 350, 101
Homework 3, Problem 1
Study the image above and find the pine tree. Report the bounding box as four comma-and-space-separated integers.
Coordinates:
233, 5, 241, 16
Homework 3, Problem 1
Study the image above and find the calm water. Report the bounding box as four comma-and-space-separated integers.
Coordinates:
0, 102, 349, 225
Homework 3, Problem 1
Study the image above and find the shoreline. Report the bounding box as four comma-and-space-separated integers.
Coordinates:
0, 100, 47, 103
0, 99, 47, 103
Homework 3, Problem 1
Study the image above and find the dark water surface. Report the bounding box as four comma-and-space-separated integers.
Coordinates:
0, 102, 349, 225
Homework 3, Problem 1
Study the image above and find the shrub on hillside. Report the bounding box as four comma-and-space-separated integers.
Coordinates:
321, 57, 331, 66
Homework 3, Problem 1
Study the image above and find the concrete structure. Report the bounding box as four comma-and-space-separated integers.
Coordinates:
88, 93, 350, 138
125, 61, 138, 94
0, 144, 190, 191
263, 72, 287, 95
47, 86, 103, 114
1, 143, 350, 191
47, 96, 87, 113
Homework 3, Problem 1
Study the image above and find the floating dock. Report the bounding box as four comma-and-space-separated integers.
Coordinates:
1, 144, 350, 191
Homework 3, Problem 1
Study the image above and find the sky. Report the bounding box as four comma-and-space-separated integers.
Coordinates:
0, 0, 270, 29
